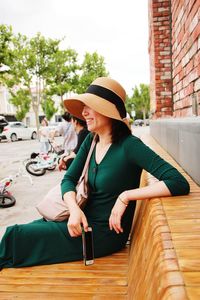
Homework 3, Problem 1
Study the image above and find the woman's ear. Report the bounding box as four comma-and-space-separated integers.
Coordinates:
71, 119, 77, 129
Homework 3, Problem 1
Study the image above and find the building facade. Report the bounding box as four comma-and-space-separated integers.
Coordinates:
148, 0, 200, 184
149, 0, 200, 118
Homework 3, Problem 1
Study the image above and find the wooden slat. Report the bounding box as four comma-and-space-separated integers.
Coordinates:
186, 287, 200, 300
0, 273, 127, 283
0, 249, 129, 299
183, 272, 200, 286
0, 284, 128, 294
0, 292, 127, 300
127, 133, 200, 300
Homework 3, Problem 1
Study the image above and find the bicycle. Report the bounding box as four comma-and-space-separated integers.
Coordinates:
0, 167, 33, 208
25, 140, 64, 176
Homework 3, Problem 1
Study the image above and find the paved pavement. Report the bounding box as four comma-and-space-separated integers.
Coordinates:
0, 137, 64, 238
0, 126, 149, 239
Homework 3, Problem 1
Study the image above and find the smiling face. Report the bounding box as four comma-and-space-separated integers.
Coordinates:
82, 106, 112, 135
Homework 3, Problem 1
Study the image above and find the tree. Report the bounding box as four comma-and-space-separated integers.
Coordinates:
0, 29, 61, 132
41, 96, 58, 121
125, 95, 135, 118
130, 84, 150, 122
0, 24, 13, 69
76, 52, 109, 93
45, 48, 79, 111
9, 88, 31, 121
25, 33, 61, 130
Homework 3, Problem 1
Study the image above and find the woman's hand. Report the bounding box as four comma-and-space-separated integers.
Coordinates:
58, 152, 76, 171
109, 193, 129, 234
67, 207, 88, 237
58, 158, 67, 171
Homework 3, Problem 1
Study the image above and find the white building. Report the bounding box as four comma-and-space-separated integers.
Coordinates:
0, 85, 16, 119
0, 85, 63, 126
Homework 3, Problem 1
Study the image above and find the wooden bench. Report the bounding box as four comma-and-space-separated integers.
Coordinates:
0, 133, 200, 299
128, 134, 200, 300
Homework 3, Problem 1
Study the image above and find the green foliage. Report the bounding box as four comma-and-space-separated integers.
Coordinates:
76, 52, 109, 93
9, 89, 31, 121
28, 33, 60, 78
125, 95, 134, 116
45, 48, 79, 100
0, 24, 13, 68
129, 84, 150, 120
41, 96, 58, 120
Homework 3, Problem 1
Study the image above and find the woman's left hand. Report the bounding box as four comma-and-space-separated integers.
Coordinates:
58, 158, 67, 171
109, 195, 129, 234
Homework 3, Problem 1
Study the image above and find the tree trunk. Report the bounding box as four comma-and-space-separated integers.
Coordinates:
29, 82, 40, 138
142, 109, 146, 126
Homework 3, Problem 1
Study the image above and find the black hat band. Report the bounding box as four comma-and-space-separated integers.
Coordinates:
86, 84, 126, 118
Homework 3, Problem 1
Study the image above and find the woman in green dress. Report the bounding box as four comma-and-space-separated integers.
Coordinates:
0, 77, 190, 269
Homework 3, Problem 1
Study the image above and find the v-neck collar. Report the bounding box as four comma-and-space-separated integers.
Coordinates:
94, 143, 113, 165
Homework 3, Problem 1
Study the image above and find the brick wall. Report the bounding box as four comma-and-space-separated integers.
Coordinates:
148, 0, 173, 118
149, 0, 200, 118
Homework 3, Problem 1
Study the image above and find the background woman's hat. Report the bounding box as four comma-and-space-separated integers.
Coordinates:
63, 77, 127, 122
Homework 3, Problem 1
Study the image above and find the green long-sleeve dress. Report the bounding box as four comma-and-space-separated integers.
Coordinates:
0, 133, 190, 269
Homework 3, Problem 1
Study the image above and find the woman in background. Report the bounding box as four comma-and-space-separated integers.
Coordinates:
58, 115, 89, 171
39, 117, 50, 154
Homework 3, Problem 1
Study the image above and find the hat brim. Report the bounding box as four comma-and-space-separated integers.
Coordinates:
64, 93, 123, 121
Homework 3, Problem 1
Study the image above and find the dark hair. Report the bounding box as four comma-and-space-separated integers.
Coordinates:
71, 115, 87, 128
111, 119, 132, 143
62, 112, 72, 122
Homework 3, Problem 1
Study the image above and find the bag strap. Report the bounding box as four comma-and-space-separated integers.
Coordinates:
79, 135, 97, 181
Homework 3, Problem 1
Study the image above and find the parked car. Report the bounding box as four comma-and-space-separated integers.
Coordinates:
0, 121, 37, 142
0, 116, 9, 135
133, 119, 144, 126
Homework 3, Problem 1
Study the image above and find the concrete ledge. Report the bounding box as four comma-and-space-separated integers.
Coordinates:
150, 117, 200, 185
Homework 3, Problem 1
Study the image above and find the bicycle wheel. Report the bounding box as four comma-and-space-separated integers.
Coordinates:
26, 161, 46, 176
0, 193, 16, 208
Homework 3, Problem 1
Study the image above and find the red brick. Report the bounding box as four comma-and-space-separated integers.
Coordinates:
184, 60, 194, 75
153, 2, 162, 8
148, 0, 200, 118
180, 107, 193, 117
184, 83, 194, 97
189, 0, 200, 20
189, 66, 199, 82
194, 51, 200, 67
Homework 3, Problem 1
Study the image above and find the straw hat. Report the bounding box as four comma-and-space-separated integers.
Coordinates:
64, 77, 128, 125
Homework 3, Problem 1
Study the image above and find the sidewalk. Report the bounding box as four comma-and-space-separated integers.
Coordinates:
0, 167, 64, 240
0, 136, 66, 239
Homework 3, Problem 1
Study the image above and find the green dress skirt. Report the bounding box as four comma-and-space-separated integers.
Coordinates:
0, 134, 189, 269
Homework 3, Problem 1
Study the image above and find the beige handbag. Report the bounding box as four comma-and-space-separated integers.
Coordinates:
36, 136, 96, 221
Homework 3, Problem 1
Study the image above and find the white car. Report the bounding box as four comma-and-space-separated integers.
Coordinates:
0, 121, 37, 142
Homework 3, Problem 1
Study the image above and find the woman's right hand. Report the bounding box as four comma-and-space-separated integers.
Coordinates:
67, 207, 88, 237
